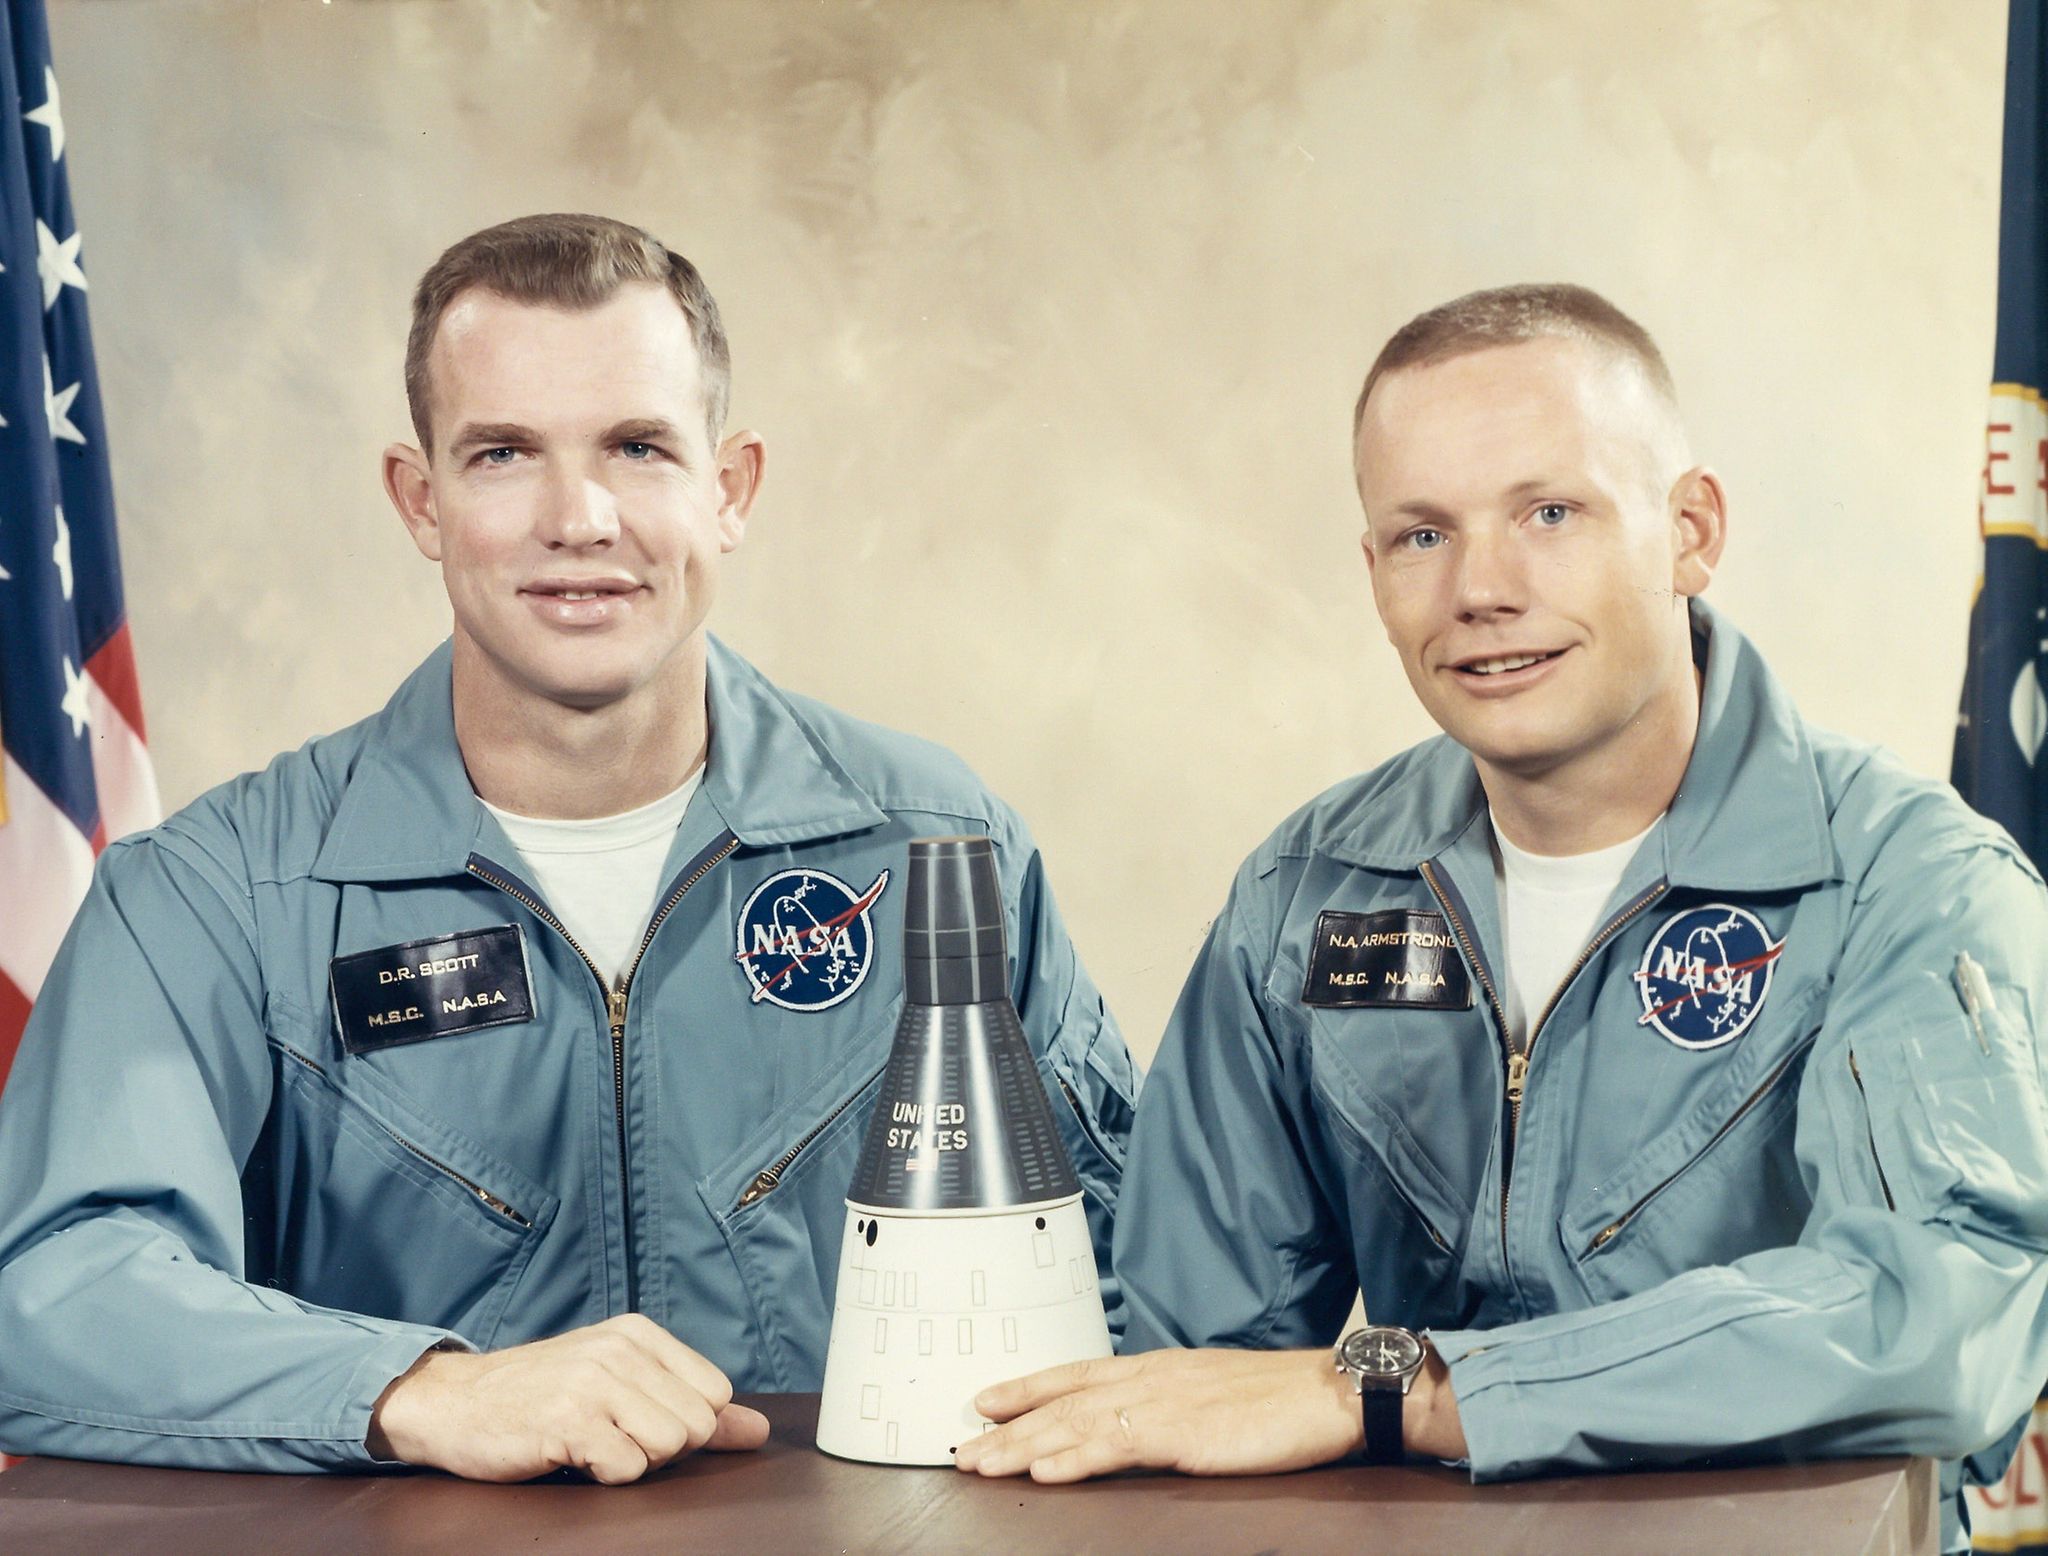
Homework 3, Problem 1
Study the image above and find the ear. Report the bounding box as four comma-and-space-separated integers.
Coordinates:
383, 442, 442, 562
1669, 466, 1727, 598
1359, 527, 1378, 584
713, 429, 766, 553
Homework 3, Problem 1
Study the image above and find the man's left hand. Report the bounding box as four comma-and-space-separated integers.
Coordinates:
952, 1348, 1353, 1482
954, 1344, 1469, 1482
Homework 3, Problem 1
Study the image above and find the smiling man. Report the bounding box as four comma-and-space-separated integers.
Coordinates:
0, 214, 1136, 1481
957, 285, 2048, 1549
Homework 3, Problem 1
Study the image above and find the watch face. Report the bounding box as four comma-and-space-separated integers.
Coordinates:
1341, 1326, 1424, 1377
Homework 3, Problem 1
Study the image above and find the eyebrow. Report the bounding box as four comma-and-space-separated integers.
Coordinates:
607, 418, 686, 446
447, 422, 540, 455
1386, 499, 1457, 523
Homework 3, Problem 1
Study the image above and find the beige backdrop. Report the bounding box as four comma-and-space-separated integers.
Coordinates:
50, 0, 2005, 1062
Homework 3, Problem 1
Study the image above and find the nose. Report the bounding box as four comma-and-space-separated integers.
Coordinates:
536, 463, 620, 550
1450, 523, 1526, 621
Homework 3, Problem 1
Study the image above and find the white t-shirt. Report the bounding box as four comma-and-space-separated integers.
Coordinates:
1491, 813, 1660, 1044
482, 770, 703, 990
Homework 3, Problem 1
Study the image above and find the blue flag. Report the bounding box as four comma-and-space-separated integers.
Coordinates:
1955, 9, 2048, 1547
1956, 1, 2048, 855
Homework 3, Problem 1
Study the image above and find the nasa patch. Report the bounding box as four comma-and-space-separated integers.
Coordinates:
1633, 903, 1785, 1051
734, 867, 891, 1012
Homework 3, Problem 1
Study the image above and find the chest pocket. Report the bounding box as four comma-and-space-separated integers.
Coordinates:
1562, 983, 1826, 1305
247, 997, 560, 1347
704, 1007, 897, 1391
1297, 957, 1498, 1269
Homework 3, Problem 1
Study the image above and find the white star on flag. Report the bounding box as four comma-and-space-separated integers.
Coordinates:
52, 506, 72, 600
24, 67, 64, 162
59, 655, 91, 738
44, 355, 82, 445
35, 219, 86, 311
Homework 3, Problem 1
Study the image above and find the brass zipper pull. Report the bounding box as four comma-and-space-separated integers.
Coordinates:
607, 986, 628, 1036
736, 1168, 780, 1209
476, 1187, 523, 1222
1505, 1051, 1529, 1103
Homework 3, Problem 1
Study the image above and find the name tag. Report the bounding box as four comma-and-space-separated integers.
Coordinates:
330, 925, 536, 1055
1301, 910, 1474, 1011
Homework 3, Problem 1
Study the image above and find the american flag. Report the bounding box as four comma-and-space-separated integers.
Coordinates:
1955, 7, 2048, 1550
0, 0, 158, 1101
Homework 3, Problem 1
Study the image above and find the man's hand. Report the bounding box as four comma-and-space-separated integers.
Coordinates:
952, 1343, 1466, 1483
365, 1314, 771, 1483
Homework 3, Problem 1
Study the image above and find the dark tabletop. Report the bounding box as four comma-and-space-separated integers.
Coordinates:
0, 1393, 1936, 1555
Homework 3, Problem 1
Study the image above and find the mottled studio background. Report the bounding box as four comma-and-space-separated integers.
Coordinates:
49, 0, 2006, 1061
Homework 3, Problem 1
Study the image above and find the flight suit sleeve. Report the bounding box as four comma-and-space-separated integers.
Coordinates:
0, 832, 464, 1471
992, 806, 1141, 1337
1428, 831, 2048, 1482
1112, 855, 1358, 1354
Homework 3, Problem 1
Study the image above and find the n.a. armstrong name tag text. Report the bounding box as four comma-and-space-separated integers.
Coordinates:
329, 924, 536, 1055
1302, 909, 1474, 1011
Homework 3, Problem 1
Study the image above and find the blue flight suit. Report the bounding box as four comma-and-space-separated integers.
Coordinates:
0, 637, 1137, 1470
1114, 602, 2048, 1549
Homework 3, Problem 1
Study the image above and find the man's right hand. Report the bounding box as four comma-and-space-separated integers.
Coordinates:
365, 1313, 771, 1482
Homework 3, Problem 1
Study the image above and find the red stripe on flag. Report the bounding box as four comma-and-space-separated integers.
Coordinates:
0, 964, 30, 1096
85, 622, 147, 742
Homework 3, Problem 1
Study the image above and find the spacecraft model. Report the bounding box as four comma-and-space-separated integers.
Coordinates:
815, 835, 1111, 1465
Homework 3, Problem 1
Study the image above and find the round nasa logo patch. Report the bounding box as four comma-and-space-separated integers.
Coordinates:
733, 867, 891, 1012
1633, 903, 1784, 1051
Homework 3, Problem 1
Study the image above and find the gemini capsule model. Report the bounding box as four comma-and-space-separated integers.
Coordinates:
814, 836, 1111, 1465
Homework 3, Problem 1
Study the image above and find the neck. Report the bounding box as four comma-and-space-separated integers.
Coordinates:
1480, 664, 1701, 857
452, 639, 710, 821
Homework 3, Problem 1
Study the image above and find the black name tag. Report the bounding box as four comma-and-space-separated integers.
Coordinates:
330, 925, 536, 1055
1302, 910, 1474, 1011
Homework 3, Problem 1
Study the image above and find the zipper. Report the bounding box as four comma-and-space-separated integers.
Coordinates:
1515, 882, 1669, 1245
734, 1060, 886, 1212
1420, 863, 1667, 1257
469, 834, 738, 1310
1414, 861, 1514, 1247
617, 837, 741, 1007
1580, 1041, 1808, 1258
278, 1047, 531, 1227
1847, 1050, 1897, 1212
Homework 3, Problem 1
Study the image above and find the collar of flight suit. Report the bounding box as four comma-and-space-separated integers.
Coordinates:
1316, 598, 1841, 895
310, 635, 891, 882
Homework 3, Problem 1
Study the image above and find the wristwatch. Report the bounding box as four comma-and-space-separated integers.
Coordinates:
1333, 1325, 1426, 1464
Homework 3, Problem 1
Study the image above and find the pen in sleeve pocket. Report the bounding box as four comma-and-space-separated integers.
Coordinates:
1954, 951, 1995, 1056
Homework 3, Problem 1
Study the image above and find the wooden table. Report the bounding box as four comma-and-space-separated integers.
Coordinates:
0, 1393, 1937, 1554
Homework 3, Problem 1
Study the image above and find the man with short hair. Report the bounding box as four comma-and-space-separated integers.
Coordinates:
958, 284, 2048, 1547
0, 213, 1137, 1483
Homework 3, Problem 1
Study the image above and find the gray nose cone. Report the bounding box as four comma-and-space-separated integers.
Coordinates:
902, 835, 1009, 1006
847, 837, 1082, 1211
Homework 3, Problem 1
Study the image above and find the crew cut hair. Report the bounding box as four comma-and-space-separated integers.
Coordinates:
1352, 283, 1676, 437
405, 212, 731, 455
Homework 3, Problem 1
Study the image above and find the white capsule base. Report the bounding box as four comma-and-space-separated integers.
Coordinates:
815, 1195, 1111, 1465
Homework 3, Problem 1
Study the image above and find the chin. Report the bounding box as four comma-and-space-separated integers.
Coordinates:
1440, 719, 1575, 777
507, 660, 644, 711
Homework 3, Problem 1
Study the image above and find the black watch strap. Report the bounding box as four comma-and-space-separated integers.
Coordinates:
1360, 1384, 1403, 1464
